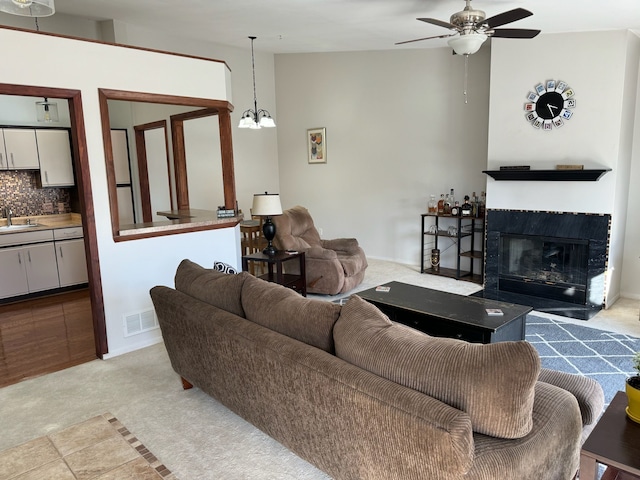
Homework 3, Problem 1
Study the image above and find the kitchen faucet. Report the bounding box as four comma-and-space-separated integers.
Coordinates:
4, 205, 11, 226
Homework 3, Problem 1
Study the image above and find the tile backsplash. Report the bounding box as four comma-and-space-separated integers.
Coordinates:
0, 170, 71, 217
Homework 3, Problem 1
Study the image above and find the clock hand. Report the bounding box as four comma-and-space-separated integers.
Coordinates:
547, 104, 559, 116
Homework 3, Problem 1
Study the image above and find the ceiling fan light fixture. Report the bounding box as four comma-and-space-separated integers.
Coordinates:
0, 0, 54, 17
448, 33, 487, 55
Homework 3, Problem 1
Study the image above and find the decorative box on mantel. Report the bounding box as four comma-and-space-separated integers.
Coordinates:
482, 169, 611, 181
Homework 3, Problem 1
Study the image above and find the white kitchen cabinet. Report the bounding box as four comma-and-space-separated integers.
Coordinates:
55, 238, 88, 287
0, 247, 29, 297
0, 242, 60, 299
36, 129, 74, 187
0, 128, 40, 170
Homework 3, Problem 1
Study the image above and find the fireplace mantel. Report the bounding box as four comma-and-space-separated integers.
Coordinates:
482, 169, 611, 181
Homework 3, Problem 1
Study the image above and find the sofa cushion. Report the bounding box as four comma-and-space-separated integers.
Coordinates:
174, 259, 249, 317
241, 275, 341, 353
333, 295, 541, 439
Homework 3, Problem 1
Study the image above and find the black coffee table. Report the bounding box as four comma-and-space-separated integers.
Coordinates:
357, 281, 532, 344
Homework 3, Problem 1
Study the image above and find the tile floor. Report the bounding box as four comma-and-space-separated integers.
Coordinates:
0, 413, 176, 480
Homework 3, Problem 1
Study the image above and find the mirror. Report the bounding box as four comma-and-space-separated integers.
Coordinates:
98, 89, 236, 239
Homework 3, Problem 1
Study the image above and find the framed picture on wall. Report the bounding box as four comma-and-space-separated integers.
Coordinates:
307, 127, 326, 164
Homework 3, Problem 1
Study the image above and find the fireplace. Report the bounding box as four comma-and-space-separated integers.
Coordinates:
482, 210, 611, 319
499, 234, 589, 304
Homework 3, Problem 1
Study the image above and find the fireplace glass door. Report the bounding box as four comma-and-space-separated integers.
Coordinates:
499, 234, 589, 304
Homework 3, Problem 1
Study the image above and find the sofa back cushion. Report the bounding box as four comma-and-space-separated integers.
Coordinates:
333, 295, 541, 439
241, 275, 341, 352
174, 259, 249, 317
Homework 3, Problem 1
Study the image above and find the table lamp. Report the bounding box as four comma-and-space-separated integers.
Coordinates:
251, 192, 283, 255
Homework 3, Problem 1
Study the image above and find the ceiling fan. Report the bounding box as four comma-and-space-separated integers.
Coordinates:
396, 0, 541, 55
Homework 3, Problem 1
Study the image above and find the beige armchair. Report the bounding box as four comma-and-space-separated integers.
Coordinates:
273, 206, 367, 295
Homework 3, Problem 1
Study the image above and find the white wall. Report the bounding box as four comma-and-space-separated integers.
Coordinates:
0, 27, 240, 357
622, 38, 640, 300
274, 48, 491, 267
487, 30, 640, 303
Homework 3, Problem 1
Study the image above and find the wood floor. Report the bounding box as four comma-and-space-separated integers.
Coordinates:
0, 289, 96, 388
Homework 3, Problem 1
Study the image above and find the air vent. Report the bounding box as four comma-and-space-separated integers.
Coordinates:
124, 309, 158, 337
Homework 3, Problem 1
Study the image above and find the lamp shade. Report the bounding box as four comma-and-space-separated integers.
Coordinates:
448, 33, 487, 55
252, 193, 282, 216
258, 115, 276, 128
0, 0, 55, 17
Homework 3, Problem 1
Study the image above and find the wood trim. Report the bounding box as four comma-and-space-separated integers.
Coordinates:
0, 25, 231, 72
98, 91, 121, 239
171, 119, 189, 210
98, 89, 233, 111
0, 82, 108, 358
133, 127, 153, 223
218, 109, 237, 210
99, 88, 237, 238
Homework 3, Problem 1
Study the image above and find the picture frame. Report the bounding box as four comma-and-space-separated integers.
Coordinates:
307, 127, 326, 164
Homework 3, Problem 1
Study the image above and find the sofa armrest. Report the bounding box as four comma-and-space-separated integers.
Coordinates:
306, 245, 338, 260
321, 238, 360, 254
538, 368, 604, 426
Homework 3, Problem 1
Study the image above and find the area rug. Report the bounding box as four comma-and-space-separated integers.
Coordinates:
0, 413, 177, 480
526, 315, 640, 406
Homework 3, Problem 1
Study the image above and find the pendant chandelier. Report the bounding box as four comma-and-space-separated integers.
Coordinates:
238, 36, 276, 129
0, 0, 55, 17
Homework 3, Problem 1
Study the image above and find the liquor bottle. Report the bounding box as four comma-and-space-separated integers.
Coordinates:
428, 195, 437, 214
443, 194, 451, 215
437, 194, 445, 214
461, 195, 472, 216
451, 201, 460, 217
471, 192, 478, 217
449, 188, 455, 206
478, 191, 486, 218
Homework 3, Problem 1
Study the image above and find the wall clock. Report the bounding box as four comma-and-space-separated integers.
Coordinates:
524, 80, 575, 130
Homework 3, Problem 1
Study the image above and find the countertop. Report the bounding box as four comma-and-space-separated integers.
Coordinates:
0, 213, 82, 235
118, 209, 242, 236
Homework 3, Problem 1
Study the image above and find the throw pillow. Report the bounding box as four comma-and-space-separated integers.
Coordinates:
174, 259, 249, 317
241, 275, 341, 353
213, 261, 237, 275
333, 295, 540, 439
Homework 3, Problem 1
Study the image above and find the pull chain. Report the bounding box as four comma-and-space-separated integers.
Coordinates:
463, 53, 469, 104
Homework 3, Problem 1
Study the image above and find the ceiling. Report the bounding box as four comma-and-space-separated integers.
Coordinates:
54, 0, 640, 54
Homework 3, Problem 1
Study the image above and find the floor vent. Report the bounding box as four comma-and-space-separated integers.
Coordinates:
124, 309, 158, 337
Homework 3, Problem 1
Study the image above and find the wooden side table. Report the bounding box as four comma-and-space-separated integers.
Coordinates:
580, 391, 640, 480
242, 251, 306, 296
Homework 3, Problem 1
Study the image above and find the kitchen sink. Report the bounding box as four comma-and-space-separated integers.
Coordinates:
0, 223, 42, 230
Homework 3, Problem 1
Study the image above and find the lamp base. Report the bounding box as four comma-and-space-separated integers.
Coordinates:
263, 245, 278, 256
262, 216, 278, 256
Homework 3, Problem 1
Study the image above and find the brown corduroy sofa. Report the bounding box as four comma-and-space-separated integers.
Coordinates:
150, 260, 605, 480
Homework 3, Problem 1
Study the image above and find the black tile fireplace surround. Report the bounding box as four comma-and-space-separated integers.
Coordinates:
477, 209, 611, 320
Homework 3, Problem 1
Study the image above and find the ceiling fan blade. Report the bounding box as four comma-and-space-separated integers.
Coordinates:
491, 28, 541, 39
481, 8, 533, 29
417, 17, 458, 30
395, 33, 457, 45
